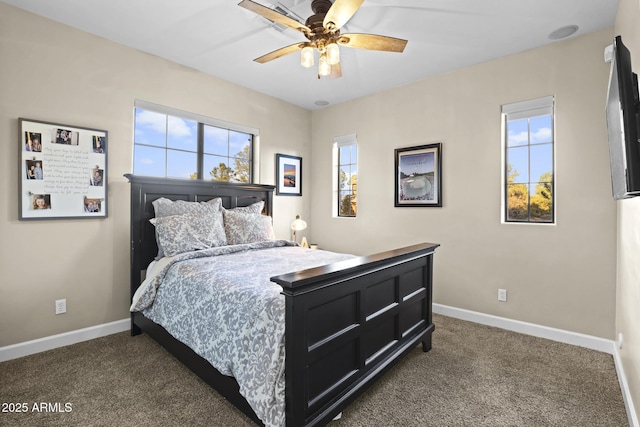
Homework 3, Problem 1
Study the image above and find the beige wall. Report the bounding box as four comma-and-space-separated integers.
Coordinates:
310, 29, 618, 339
1, 0, 636, 420
0, 3, 311, 346
615, 0, 640, 422
1, 7, 634, 419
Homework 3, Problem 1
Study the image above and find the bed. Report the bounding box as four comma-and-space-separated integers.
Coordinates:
126, 174, 439, 427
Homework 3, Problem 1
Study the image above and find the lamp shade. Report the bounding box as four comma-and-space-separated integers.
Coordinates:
291, 215, 307, 231
318, 53, 331, 76
326, 42, 340, 65
301, 46, 314, 68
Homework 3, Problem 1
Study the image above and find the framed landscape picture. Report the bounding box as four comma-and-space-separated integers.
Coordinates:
275, 153, 302, 196
395, 143, 442, 207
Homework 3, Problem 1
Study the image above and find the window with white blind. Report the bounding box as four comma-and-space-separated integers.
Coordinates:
133, 101, 256, 182
333, 134, 358, 217
502, 96, 555, 223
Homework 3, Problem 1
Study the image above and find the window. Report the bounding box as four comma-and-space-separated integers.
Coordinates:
203, 125, 252, 182
133, 101, 255, 182
502, 96, 554, 223
333, 134, 357, 217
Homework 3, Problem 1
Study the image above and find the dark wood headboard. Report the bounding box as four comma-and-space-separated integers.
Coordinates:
125, 174, 275, 299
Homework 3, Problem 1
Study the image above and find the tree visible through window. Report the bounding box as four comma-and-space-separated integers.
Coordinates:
204, 125, 252, 183
133, 103, 254, 182
503, 97, 554, 223
334, 135, 357, 217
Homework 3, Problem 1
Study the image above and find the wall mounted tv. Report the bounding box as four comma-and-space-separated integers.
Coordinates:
606, 35, 640, 200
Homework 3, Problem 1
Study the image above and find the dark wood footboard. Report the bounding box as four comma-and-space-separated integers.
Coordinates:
272, 242, 439, 427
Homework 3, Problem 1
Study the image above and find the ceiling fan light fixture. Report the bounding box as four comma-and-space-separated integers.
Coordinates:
301, 46, 314, 67
318, 53, 331, 76
326, 42, 340, 65
239, 0, 408, 79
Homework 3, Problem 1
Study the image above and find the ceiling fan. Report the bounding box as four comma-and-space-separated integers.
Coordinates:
238, 0, 408, 78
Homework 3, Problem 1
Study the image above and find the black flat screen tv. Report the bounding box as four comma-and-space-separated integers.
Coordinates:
606, 35, 640, 200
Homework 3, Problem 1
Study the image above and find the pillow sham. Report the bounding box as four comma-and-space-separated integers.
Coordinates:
150, 210, 226, 257
223, 209, 275, 245
153, 197, 222, 217
221, 200, 264, 214
152, 197, 224, 258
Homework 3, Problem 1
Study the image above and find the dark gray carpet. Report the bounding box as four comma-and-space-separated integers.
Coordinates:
0, 314, 628, 426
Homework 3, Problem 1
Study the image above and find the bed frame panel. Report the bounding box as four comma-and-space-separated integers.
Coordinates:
126, 174, 438, 427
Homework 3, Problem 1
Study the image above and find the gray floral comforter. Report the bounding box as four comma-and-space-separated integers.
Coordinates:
130, 240, 354, 427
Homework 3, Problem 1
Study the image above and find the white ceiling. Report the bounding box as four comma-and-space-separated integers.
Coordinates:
2, 0, 619, 110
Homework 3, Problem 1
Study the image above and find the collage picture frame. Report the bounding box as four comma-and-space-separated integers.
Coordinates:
19, 118, 108, 220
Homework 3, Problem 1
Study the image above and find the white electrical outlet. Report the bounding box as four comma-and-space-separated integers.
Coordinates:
617, 333, 624, 349
55, 299, 67, 315
498, 289, 507, 302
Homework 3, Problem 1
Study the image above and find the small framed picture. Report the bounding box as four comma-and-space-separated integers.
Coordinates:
275, 153, 302, 196
395, 143, 442, 207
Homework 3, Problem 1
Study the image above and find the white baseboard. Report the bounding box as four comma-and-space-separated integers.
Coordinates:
614, 347, 640, 427
433, 303, 637, 427
0, 318, 129, 362
432, 303, 615, 353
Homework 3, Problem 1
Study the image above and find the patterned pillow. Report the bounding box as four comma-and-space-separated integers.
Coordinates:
150, 210, 226, 257
153, 197, 222, 217
222, 200, 264, 214
152, 198, 223, 258
206, 198, 222, 208
223, 210, 275, 245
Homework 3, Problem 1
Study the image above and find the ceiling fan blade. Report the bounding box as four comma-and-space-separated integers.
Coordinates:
323, 0, 364, 31
254, 42, 305, 63
238, 0, 310, 34
338, 33, 407, 52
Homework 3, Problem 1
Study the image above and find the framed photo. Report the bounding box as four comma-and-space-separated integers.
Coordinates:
275, 154, 302, 196
19, 118, 108, 220
395, 143, 442, 207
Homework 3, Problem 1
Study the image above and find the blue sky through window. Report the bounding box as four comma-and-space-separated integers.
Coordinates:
339, 144, 357, 189
134, 108, 197, 178
134, 108, 253, 179
506, 115, 553, 184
